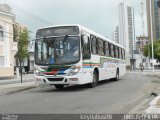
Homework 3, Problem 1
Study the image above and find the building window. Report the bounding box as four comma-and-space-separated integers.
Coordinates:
0, 56, 4, 66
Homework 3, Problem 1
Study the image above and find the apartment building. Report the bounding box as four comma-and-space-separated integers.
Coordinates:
146, 0, 160, 41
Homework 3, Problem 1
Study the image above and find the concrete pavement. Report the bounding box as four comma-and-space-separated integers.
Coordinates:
146, 95, 160, 113
0, 74, 35, 85
145, 69, 160, 114
0, 74, 37, 95
128, 70, 160, 114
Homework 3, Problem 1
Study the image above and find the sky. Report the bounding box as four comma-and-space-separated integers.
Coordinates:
0, 0, 147, 39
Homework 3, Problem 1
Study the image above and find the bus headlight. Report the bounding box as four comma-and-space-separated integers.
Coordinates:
36, 72, 44, 76
68, 66, 81, 76
35, 69, 45, 76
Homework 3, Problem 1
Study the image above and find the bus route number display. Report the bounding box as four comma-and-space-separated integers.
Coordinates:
36, 26, 79, 38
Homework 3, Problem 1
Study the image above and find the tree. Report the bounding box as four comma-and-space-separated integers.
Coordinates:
144, 40, 160, 62
14, 29, 29, 83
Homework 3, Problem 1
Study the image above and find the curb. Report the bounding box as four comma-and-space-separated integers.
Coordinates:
0, 79, 34, 85
129, 96, 154, 114
145, 95, 160, 113
0, 82, 37, 96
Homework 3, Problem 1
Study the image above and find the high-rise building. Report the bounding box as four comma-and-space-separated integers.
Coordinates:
0, 4, 17, 79
119, 2, 134, 67
112, 26, 119, 43
146, 0, 160, 41
127, 7, 134, 54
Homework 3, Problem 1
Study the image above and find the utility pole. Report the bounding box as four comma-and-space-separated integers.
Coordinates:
150, 0, 154, 72
140, 1, 145, 35
136, 1, 146, 69
132, 6, 135, 70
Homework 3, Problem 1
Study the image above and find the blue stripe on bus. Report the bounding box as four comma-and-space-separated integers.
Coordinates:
83, 66, 93, 68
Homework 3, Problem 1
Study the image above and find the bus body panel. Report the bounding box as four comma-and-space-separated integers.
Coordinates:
34, 24, 126, 87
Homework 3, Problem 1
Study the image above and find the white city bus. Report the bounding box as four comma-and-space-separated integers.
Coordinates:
34, 24, 126, 89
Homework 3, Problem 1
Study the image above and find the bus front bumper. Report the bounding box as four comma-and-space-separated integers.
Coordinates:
35, 75, 81, 86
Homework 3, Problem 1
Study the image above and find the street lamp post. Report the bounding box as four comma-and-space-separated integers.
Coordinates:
146, 38, 150, 69
150, 0, 154, 72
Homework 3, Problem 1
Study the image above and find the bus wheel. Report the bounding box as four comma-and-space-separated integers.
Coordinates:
54, 85, 64, 89
88, 71, 98, 88
114, 70, 119, 81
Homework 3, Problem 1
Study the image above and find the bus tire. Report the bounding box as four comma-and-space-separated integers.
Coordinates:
88, 71, 98, 88
54, 85, 64, 89
114, 69, 119, 81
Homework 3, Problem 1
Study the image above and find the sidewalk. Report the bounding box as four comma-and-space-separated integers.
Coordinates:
146, 95, 160, 113
0, 74, 37, 95
127, 69, 160, 76
127, 70, 160, 114
127, 69, 160, 72
0, 74, 35, 85
144, 71, 160, 114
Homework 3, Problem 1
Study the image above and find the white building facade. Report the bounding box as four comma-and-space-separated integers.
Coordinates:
119, 2, 135, 68
112, 26, 119, 44
0, 4, 17, 79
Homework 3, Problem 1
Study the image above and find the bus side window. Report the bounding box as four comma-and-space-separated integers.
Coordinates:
111, 44, 114, 58
121, 49, 124, 59
108, 43, 111, 57
114, 45, 116, 58
117, 47, 119, 58
103, 41, 106, 56
105, 42, 109, 57
81, 35, 91, 59
98, 38, 104, 56
91, 35, 97, 54
115, 46, 119, 58
119, 48, 121, 59
113, 45, 116, 58
123, 49, 125, 59
96, 38, 99, 54
121, 49, 123, 59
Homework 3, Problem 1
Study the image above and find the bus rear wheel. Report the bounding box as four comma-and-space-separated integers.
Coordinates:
54, 85, 64, 89
88, 71, 98, 88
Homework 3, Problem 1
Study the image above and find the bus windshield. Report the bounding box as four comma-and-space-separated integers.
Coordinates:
35, 36, 80, 65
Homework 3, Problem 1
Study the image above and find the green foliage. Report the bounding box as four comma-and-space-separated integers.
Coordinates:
15, 29, 29, 62
144, 40, 160, 61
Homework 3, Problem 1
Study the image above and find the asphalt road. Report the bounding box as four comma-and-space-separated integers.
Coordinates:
0, 72, 154, 114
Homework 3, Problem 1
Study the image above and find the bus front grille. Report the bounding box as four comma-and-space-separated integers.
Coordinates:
47, 78, 64, 82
